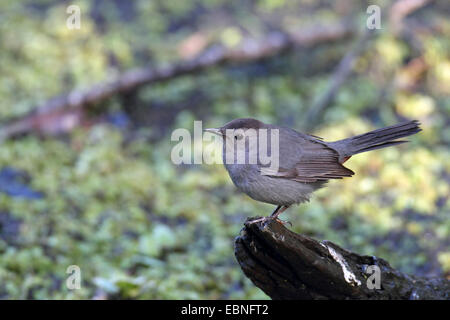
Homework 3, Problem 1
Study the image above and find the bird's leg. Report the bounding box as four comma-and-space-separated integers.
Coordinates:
271, 205, 282, 216
270, 205, 291, 225
247, 205, 281, 224
270, 205, 288, 219
248, 205, 292, 225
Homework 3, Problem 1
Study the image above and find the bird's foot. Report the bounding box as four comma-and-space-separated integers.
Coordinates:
273, 217, 292, 227
247, 205, 292, 226
247, 215, 292, 227
247, 216, 269, 225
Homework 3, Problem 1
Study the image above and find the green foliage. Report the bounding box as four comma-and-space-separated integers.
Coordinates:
0, 0, 449, 299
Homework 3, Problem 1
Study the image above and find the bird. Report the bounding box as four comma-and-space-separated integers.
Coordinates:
204, 118, 422, 223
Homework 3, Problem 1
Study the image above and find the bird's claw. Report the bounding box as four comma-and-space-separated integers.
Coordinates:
247, 217, 269, 225
274, 217, 292, 227
247, 216, 292, 227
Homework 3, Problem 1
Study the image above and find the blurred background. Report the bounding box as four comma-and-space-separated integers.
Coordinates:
0, 0, 449, 299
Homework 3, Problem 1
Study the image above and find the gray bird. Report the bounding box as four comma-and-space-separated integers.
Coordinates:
205, 118, 421, 222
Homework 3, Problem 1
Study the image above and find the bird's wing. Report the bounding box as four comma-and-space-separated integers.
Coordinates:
261, 137, 354, 183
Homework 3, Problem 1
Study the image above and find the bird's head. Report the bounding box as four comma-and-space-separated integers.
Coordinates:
204, 118, 265, 141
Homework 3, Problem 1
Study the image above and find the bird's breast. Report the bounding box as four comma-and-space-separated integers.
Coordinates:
223, 163, 258, 190
223, 162, 317, 206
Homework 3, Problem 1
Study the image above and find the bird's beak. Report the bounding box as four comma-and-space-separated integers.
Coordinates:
204, 128, 222, 136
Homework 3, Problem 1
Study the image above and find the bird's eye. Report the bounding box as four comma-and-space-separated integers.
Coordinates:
234, 134, 243, 140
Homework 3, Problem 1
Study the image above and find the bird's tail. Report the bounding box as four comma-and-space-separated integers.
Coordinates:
330, 120, 422, 158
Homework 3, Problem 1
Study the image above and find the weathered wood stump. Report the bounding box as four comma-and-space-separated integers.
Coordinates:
234, 217, 449, 300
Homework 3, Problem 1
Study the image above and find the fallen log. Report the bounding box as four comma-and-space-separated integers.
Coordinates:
0, 23, 353, 140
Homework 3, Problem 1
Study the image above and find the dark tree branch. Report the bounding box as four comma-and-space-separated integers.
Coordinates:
235, 217, 450, 300
0, 23, 353, 140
